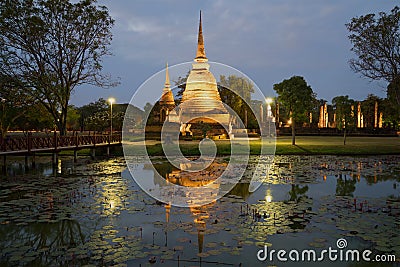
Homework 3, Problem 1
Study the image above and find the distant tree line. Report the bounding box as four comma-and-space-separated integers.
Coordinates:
0, 97, 145, 135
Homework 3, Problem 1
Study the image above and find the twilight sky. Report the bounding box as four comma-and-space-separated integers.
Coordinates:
70, 0, 399, 108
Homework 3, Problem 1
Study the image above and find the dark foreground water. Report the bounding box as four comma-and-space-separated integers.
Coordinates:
0, 155, 399, 266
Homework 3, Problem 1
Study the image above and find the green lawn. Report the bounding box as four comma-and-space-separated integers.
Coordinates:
275, 136, 400, 155
137, 136, 400, 156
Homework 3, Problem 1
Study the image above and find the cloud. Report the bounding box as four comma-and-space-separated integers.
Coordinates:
127, 18, 164, 34
70, 0, 398, 107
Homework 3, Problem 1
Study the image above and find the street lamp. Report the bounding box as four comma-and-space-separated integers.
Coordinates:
265, 98, 273, 137
265, 98, 273, 119
108, 97, 115, 138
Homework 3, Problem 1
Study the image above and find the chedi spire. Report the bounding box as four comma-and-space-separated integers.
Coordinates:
195, 11, 207, 62
159, 63, 175, 105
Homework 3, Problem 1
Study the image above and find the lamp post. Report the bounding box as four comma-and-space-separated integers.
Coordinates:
108, 98, 115, 139
265, 98, 273, 137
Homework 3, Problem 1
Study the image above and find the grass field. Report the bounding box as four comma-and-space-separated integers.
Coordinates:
274, 136, 400, 155
139, 136, 400, 156
60, 136, 399, 157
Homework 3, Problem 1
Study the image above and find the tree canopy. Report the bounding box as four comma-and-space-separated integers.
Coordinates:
332, 95, 355, 145
332, 95, 355, 130
218, 75, 257, 128
0, 75, 36, 137
273, 76, 315, 145
346, 6, 400, 106
0, 0, 116, 135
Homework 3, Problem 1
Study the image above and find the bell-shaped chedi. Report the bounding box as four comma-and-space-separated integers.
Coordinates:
179, 11, 230, 126
157, 63, 177, 123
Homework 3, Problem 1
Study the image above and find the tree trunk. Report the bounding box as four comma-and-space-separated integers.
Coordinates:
56, 118, 66, 136
291, 119, 296, 145
343, 129, 347, 145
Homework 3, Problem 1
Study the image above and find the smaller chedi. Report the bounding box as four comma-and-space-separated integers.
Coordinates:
157, 63, 176, 123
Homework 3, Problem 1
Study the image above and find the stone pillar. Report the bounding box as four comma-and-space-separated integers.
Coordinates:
260, 104, 263, 123
357, 102, 362, 128
324, 103, 328, 128
267, 103, 272, 118
318, 105, 324, 128
333, 113, 336, 128
361, 114, 364, 128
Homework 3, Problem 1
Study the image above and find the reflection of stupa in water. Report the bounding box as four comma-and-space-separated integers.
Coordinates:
163, 202, 212, 254
157, 11, 231, 136
148, 160, 225, 187
165, 161, 225, 187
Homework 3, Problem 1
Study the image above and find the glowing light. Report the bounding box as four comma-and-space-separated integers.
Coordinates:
108, 97, 116, 135
265, 188, 272, 203
265, 98, 273, 104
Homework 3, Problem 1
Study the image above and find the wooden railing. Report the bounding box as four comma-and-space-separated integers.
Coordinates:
0, 133, 122, 153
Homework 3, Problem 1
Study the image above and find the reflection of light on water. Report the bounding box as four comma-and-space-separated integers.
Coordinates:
57, 159, 61, 174
109, 199, 116, 210
265, 188, 272, 202
95, 171, 127, 216
103, 188, 122, 215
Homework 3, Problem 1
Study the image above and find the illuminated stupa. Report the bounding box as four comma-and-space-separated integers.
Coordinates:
158, 63, 176, 123
179, 11, 230, 127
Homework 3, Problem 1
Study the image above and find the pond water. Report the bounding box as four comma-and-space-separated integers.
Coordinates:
0, 155, 399, 266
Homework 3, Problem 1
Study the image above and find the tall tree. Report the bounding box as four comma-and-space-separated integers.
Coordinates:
0, 0, 116, 135
381, 98, 399, 128
273, 76, 315, 145
332, 95, 355, 145
77, 98, 108, 132
219, 75, 255, 128
66, 105, 80, 131
361, 94, 381, 128
13, 103, 53, 132
346, 6, 400, 107
387, 76, 400, 121
0, 75, 35, 137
